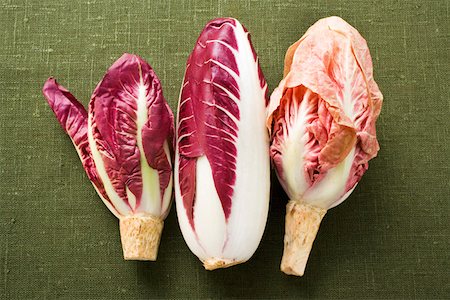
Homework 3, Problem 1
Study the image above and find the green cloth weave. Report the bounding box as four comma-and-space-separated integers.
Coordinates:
0, 0, 448, 298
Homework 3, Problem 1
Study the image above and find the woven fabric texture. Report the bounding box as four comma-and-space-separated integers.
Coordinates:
0, 0, 449, 299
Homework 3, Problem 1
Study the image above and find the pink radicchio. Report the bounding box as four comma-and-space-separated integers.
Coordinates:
267, 16, 383, 209
175, 18, 270, 269
267, 16, 383, 276
43, 54, 174, 260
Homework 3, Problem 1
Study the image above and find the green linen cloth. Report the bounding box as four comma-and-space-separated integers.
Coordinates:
0, 0, 448, 298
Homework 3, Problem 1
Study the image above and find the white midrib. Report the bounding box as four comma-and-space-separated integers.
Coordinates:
281, 98, 309, 201
87, 69, 162, 217
88, 114, 131, 216
135, 69, 161, 216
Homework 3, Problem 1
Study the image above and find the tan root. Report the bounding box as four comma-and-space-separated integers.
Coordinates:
280, 201, 326, 276
119, 215, 163, 261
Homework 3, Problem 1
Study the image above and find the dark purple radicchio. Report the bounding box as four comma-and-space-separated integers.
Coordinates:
43, 54, 174, 260
174, 18, 270, 270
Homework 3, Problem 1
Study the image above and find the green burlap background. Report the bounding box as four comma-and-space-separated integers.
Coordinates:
0, 0, 448, 299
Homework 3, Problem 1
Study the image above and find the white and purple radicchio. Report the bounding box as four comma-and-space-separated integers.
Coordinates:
43, 54, 174, 261
266, 17, 383, 276
175, 18, 270, 270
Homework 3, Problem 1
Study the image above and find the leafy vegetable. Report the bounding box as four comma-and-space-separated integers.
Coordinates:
266, 17, 383, 276
43, 53, 174, 260
175, 18, 270, 270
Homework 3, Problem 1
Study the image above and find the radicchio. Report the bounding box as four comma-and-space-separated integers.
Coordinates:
43, 53, 174, 260
267, 16, 382, 209
175, 18, 270, 270
266, 17, 383, 276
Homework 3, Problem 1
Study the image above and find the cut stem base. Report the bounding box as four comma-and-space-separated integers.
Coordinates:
203, 258, 245, 270
280, 201, 326, 276
119, 215, 163, 261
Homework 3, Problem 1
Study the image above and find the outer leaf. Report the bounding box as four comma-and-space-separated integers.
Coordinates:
42, 78, 118, 216
89, 53, 173, 216
178, 18, 240, 226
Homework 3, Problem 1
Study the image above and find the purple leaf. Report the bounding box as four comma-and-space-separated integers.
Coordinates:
178, 18, 241, 227
90, 53, 173, 211
42, 78, 114, 212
